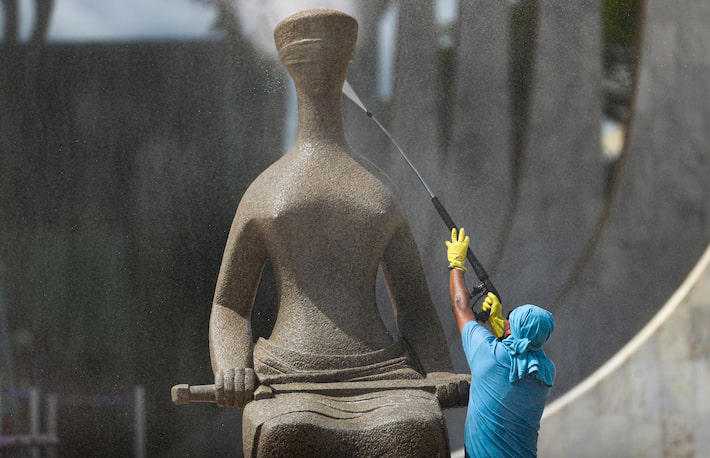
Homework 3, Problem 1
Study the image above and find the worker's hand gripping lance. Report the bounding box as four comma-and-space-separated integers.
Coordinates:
432, 197, 499, 321
343, 81, 499, 321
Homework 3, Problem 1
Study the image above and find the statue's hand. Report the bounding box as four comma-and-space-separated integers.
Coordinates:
214, 368, 256, 408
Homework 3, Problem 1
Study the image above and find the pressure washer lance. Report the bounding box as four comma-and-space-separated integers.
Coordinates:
342, 81, 499, 322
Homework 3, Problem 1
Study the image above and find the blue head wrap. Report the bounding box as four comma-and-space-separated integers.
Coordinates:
501, 304, 555, 386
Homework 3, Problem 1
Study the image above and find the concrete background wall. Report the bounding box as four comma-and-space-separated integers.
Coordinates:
551, 0, 710, 396
539, 243, 710, 457
0, 40, 281, 455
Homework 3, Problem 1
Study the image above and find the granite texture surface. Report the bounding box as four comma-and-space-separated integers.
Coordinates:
207, 9, 462, 456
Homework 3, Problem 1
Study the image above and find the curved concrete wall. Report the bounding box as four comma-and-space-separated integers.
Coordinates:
548, 0, 710, 397
495, 0, 603, 311
538, 243, 710, 456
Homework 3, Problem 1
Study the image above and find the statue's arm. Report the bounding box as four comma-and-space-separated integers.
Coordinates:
381, 222, 454, 374
209, 200, 266, 395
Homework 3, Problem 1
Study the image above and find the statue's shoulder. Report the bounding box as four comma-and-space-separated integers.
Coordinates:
348, 151, 405, 211
232, 165, 282, 219
233, 156, 302, 218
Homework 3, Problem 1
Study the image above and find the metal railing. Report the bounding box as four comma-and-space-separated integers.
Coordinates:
0, 386, 145, 457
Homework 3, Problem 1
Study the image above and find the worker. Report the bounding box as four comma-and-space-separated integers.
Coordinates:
446, 228, 555, 457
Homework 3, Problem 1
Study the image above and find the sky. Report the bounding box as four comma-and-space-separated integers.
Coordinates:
1, 0, 458, 44
3, 0, 218, 42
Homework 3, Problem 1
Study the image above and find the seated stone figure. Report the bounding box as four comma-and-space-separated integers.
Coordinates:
209, 9, 462, 457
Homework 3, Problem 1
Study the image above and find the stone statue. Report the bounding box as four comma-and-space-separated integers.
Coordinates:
204, 9, 466, 457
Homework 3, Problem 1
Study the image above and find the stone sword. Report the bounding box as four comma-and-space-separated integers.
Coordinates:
172, 375, 471, 409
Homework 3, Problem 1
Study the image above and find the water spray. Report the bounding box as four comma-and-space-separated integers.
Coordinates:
343, 81, 500, 321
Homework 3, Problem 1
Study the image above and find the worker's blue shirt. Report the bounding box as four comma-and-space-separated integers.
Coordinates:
462, 320, 551, 457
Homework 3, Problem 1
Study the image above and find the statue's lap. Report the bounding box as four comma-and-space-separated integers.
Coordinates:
241, 338, 449, 456
242, 390, 448, 457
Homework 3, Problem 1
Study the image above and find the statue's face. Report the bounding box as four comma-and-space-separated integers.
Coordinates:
274, 11, 357, 96
285, 55, 350, 96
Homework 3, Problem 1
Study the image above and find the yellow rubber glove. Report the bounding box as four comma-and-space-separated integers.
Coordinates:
481, 292, 505, 338
445, 227, 469, 272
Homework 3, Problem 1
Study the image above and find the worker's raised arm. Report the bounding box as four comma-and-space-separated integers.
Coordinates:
209, 195, 266, 407
446, 228, 476, 333
381, 221, 454, 374
450, 269, 475, 333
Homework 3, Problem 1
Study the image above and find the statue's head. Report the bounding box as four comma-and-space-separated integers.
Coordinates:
274, 9, 358, 96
